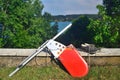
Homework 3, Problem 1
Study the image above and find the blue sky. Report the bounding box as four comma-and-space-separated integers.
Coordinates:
41, 0, 102, 15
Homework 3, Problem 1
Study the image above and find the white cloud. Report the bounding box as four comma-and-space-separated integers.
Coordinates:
42, 0, 102, 15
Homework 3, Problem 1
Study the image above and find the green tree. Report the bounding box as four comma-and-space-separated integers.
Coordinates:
0, 0, 53, 48
57, 16, 90, 47
71, 16, 90, 47
88, 5, 119, 47
43, 12, 52, 21
103, 0, 120, 47
103, 0, 120, 17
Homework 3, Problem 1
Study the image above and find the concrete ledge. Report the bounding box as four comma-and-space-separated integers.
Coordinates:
80, 48, 120, 56
0, 49, 50, 57
0, 48, 120, 57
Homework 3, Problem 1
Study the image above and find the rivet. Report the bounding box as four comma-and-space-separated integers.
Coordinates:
60, 49, 62, 51
55, 43, 58, 45
57, 52, 60, 54
59, 45, 61, 47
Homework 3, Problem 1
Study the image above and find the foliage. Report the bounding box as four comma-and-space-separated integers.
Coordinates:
103, 0, 120, 17
88, 5, 120, 47
0, 0, 54, 48
57, 16, 90, 47
43, 12, 52, 21
71, 16, 91, 47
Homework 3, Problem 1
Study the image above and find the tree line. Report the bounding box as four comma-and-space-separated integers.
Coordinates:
52, 14, 98, 21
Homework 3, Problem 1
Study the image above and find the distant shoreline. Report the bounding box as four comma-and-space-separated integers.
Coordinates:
52, 14, 98, 21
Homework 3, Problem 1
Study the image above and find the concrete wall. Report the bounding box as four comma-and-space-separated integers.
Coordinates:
0, 48, 120, 67
0, 56, 51, 67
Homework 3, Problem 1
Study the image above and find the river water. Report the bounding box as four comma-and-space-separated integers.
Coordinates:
51, 21, 71, 32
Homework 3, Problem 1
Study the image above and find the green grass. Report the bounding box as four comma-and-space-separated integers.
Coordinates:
0, 65, 120, 80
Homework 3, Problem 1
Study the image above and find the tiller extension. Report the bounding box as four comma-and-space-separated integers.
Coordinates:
9, 23, 88, 77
